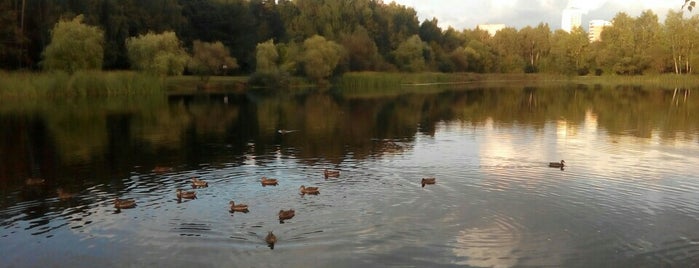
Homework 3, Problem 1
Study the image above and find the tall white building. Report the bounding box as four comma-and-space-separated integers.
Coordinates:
561, 8, 583, 32
588, 20, 611, 42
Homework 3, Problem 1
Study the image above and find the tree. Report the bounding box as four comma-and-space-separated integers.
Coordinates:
188, 40, 238, 82
392, 35, 430, 72
41, 15, 103, 73
519, 23, 551, 72
301, 35, 344, 82
255, 39, 279, 74
340, 26, 381, 71
126, 31, 189, 75
549, 27, 590, 75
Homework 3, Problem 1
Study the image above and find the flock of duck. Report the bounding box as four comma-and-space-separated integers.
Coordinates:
110, 167, 443, 249
62, 158, 564, 250
23, 157, 566, 250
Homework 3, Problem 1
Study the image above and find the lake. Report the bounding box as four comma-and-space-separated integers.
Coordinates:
1, 83, 698, 267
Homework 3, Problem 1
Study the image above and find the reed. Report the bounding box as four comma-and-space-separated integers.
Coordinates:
0, 71, 166, 99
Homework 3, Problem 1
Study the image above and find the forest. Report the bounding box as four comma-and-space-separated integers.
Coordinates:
1, 0, 699, 78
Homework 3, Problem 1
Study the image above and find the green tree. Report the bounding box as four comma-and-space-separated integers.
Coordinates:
340, 26, 381, 71
392, 35, 430, 72
256, 39, 279, 74
41, 15, 104, 73
188, 40, 238, 82
519, 23, 551, 72
301, 35, 344, 82
490, 27, 524, 73
549, 27, 590, 75
126, 31, 189, 75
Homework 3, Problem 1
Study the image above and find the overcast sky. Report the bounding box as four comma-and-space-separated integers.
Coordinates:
391, 0, 682, 30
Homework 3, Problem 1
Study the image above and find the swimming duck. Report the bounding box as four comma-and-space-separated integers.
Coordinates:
25, 178, 46, 186
114, 198, 136, 209
260, 177, 279, 186
278, 209, 295, 223
152, 166, 173, 173
176, 189, 197, 200
229, 201, 249, 213
191, 178, 208, 188
421, 177, 436, 187
549, 160, 565, 168
56, 188, 75, 200
265, 231, 277, 249
324, 169, 340, 178
299, 185, 320, 195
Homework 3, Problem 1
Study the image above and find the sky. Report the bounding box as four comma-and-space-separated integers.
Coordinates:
391, 0, 682, 30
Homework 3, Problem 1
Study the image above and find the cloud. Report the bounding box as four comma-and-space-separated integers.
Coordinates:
395, 0, 680, 30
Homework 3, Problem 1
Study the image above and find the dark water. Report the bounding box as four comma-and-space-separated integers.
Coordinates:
1, 85, 698, 267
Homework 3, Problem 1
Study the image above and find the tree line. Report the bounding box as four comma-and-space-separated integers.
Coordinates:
1, 0, 698, 78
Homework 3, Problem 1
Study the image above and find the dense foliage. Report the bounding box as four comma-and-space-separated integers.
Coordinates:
2, 0, 699, 76
41, 15, 104, 74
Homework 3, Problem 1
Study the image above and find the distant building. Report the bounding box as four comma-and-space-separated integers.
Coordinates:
561, 8, 583, 32
476, 24, 506, 36
588, 20, 611, 42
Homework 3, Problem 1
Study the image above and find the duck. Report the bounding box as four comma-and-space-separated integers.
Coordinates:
421, 177, 436, 187
25, 178, 46, 186
260, 177, 279, 186
114, 198, 136, 209
176, 189, 197, 200
265, 231, 277, 249
229, 201, 249, 213
56, 188, 75, 200
299, 185, 320, 195
152, 166, 173, 173
278, 209, 295, 223
191, 178, 208, 188
549, 160, 565, 168
324, 169, 340, 178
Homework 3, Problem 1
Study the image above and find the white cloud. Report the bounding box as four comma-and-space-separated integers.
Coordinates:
393, 0, 681, 30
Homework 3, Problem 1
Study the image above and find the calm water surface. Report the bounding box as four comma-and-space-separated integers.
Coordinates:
1, 85, 698, 267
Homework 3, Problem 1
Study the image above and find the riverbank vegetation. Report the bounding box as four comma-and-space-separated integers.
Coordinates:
1, 1, 699, 98
2, 1, 699, 77
0, 71, 165, 99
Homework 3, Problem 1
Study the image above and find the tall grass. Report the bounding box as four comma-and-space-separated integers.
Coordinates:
0, 71, 166, 99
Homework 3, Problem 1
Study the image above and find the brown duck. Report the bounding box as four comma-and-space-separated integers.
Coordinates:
299, 185, 320, 195
278, 209, 295, 224
229, 201, 249, 213
152, 166, 173, 173
265, 231, 277, 249
191, 178, 208, 188
176, 189, 197, 200
421, 177, 436, 187
260, 177, 279, 186
549, 160, 565, 168
324, 169, 340, 178
114, 198, 136, 209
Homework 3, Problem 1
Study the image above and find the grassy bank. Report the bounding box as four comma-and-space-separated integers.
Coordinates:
0, 71, 166, 99
340, 72, 699, 90
3, 71, 699, 100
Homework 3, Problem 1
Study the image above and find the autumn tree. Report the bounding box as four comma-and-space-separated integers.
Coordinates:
126, 31, 189, 75
301, 35, 344, 82
188, 40, 238, 82
41, 15, 104, 73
